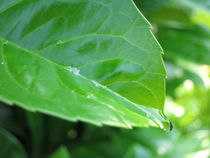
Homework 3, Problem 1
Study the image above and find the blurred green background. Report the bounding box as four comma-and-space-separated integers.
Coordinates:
0, 0, 210, 157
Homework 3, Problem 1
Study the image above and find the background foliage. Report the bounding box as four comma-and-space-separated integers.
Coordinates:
0, 0, 210, 157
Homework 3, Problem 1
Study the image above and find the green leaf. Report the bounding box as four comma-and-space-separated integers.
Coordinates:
158, 26, 210, 65
137, 0, 210, 28
137, 0, 210, 65
0, 127, 28, 158
0, 0, 170, 130
50, 146, 71, 158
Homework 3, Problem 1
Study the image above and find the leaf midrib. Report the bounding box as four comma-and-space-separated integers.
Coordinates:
1, 32, 164, 109
1, 39, 153, 125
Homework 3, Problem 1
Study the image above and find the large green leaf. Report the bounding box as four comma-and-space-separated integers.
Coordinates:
0, 0, 170, 130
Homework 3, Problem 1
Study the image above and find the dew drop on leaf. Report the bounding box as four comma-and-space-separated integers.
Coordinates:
92, 80, 106, 89
67, 66, 80, 75
92, 80, 101, 87
87, 94, 95, 99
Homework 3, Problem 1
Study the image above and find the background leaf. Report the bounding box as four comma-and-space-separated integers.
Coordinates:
137, 0, 210, 65
49, 146, 71, 158
0, 127, 28, 158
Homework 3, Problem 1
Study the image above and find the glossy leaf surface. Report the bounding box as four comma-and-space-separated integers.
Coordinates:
158, 26, 210, 65
0, 0, 169, 130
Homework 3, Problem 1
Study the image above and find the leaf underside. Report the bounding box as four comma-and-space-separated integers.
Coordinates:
0, 0, 170, 130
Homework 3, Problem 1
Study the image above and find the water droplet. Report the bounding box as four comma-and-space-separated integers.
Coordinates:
87, 94, 95, 99
67, 66, 80, 75
56, 40, 64, 45
92, 80, 106, 88
169, 120, 173, 131
92, 80, 100, 87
